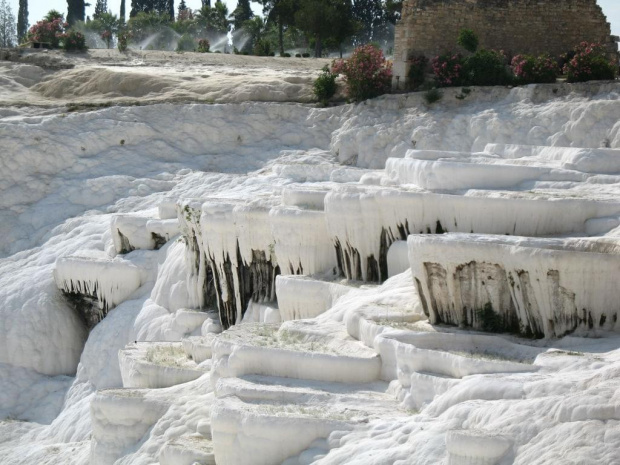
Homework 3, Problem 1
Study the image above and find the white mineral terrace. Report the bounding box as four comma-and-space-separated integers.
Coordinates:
1, 74, 620, 465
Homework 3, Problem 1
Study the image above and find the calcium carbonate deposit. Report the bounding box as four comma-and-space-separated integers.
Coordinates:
1, 50, 620, 465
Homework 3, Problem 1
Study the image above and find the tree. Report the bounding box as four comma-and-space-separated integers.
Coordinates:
120, 0, 126, 22
352, 0, 383, 45
167, 0, 174, 22
295, 0, 354, 58
17, 0, 27, 43
253, 0, 297, 56
177, 0, 187, 17
325, 0, 356, 57
241, 15, 264, 52
195, 0, 229, 36
94, 0, 107, 19
87, 11, 119, 47
384, 0, 402, 24
67, 0, 87, 26
131, 0, 174, 19
0, 0, 16, 47
231, 0, 252, 31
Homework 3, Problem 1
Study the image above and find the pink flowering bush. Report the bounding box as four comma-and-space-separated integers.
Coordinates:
101, 30, 113, 49
332, 45, 392, 102
563, 42, 616, 83
431, 53, 464, 87
511, 54, 558, 84
28, 15, 67, 48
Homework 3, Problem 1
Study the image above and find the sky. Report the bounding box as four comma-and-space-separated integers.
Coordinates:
6, 0, 620, 37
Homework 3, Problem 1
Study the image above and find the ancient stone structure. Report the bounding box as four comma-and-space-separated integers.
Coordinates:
393, 0, 617, 87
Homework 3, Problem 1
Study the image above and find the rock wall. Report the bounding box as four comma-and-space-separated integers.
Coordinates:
393, 0, 616, 86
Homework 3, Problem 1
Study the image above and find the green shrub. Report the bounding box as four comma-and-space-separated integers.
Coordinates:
61, 30, 87, 51
313, 65, 338, 106
457, 29, 479, 53
408, 54, 428, 90
117, 30, 130, 52
302, 52, 310, 58
295, 53, 302, 58
253, 38, 272, 56
563, 42, 616, 83
176, 33, 195, 52
511, 54, 558, 84
424, 87, 442, 105
463, 49, 512, 86
197, 38, 210, 53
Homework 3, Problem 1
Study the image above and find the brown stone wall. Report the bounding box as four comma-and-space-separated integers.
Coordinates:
393, 0, 616, 86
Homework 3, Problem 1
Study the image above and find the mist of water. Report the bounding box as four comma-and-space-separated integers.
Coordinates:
130, 27, 182, 51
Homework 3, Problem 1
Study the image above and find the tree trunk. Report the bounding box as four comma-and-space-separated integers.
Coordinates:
278, 17, 284, 56
315, 34, 322, 58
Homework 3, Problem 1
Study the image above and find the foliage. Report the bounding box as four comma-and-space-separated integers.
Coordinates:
255, 0, 298, 56
241, 16, 266, 54
67, 0, 86, 26
431, 53, 464, 87
231, 0, 253, 30
177, 0, 188, 19
94, 0, 108, 19
463, 49, 511, 86
117, 29, 130, 51
351, 0, 383, 46
332, 44, 392, 102
130, 0, 174, 20
27, 11, 67, 47
253, 37, 272, 56
197, 38, 209, 53
408, 54, 428, 90
423, 87, 442, 105
16, 0, 27, 43
86, 12, 120, 48
457, 28, 478, 53
45, 10, 63, 22
176, 32, 195, 51
195, 0, 229, 36
295, 0, 354, 58
126, 10, 170, 43
563, 42, 617, 83
60, 29, 87, 50
313, 65, 338, 106
511, 54, 558, 84
0, 0, 17, 47
120, 0, 126, 23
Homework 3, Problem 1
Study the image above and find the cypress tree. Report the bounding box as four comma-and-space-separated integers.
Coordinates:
120, 0, 126, 22
17, 0, 28, 43
232, 0, 253, 30
94, 0, 108, 19
167, 0, 174, 21
67, 0, 86, 25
